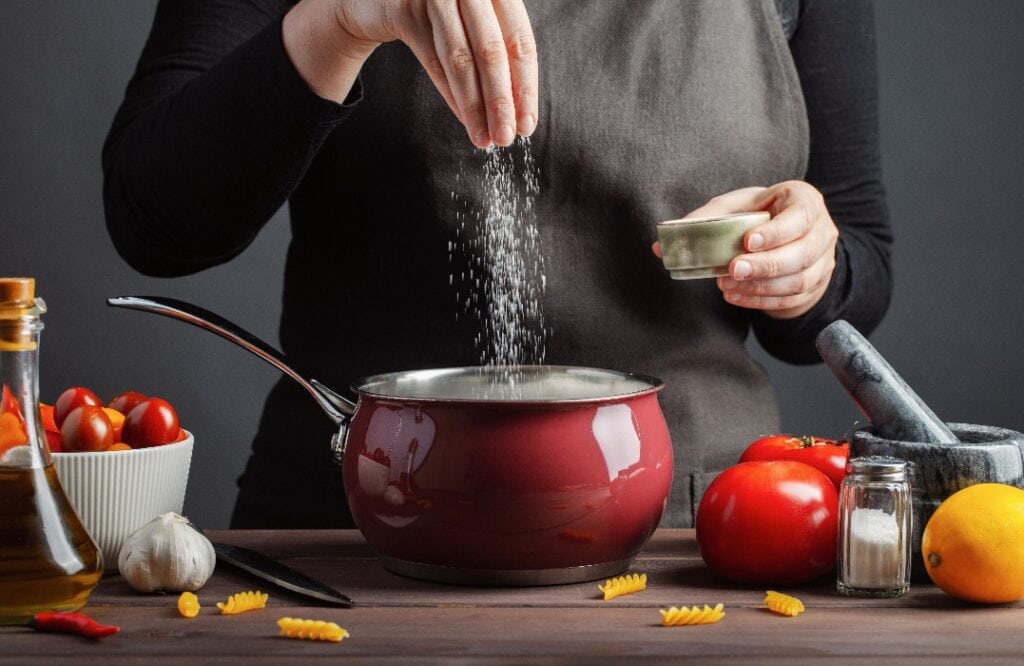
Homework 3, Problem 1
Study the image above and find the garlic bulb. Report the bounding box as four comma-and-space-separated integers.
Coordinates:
118, 512, 216, 593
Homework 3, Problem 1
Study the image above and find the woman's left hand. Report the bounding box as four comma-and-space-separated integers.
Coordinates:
658, 181, 839, 320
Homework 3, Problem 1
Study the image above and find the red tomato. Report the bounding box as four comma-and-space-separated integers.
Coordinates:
60, 405, 114, 452
739, 434, 849, 489
54, 387, 102, 429
122, 398, 180, 448
107, 390, 147, 416
696, 460, 839, 585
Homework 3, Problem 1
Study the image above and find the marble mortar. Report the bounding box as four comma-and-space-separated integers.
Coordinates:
851, 424, 1024, 579
817, 320, 1024, 579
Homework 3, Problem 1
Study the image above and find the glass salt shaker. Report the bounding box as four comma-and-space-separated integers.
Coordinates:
837, 457, 912, 598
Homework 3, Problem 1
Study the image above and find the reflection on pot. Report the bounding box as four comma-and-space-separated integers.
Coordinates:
592, 403, 642, 481
355, 405, 436, 526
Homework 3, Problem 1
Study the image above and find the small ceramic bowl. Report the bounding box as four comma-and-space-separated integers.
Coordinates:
52, 433, 194, 568
657, 211, 769, 279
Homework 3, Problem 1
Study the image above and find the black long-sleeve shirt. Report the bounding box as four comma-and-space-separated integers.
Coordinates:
103, 0, 892, 527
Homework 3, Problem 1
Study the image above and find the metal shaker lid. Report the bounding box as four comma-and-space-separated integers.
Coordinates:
845, 456, 909, 480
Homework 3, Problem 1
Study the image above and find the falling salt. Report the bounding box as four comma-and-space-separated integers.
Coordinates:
448, 137, 547, 396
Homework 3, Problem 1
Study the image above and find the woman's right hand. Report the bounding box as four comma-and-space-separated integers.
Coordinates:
285, 0, 538, 148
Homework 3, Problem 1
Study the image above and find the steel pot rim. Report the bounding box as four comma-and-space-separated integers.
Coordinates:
351, 365, 664, 405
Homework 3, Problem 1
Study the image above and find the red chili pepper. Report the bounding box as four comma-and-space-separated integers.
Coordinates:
31, 611, 119, 639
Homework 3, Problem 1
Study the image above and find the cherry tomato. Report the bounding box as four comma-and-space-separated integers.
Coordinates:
0, 412, 28, 454
60, 405, 114, 452
739, 434, 849, 489
696, 460, 838, 585
107, 391, 147, 416
54, 387, 102, 429
1, 386, 27, 455
2, 385, 22, 418
39, 403, 58, 433
39, 403, 61, 451
122, 398, 180, 448
101, 407, 126, 443
45, 429, 63, 452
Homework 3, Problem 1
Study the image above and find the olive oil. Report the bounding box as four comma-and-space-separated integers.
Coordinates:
0, 464, 102, 624
0, 278, 102, 625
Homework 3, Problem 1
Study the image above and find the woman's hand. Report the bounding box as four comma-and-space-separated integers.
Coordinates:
284, 0, 538, 148
656, 181, 839, 319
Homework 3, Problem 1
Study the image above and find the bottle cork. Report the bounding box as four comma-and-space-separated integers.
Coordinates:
0, 277, 35, 309
0, 277, 39, 350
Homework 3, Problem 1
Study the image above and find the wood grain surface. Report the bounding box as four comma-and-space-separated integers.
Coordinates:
3, 530, 1023, 664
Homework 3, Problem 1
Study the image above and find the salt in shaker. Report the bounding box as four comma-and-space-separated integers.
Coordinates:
837, 457, 912, 597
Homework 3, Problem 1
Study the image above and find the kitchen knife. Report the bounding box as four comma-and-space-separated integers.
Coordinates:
211, 541, 354, 607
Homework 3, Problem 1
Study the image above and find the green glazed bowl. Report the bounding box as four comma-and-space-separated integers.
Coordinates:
657, 211, 769, 280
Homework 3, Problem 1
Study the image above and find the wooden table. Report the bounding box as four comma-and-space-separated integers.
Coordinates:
3, 529, 1023, 663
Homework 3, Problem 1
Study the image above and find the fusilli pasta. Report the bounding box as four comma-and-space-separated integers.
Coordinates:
659, 603, 725, 626
277, 617, 349, 643
177, 591, 200, 618
598, 573, 647, 600
763, 590, 805, 617
217, 590, 269, 615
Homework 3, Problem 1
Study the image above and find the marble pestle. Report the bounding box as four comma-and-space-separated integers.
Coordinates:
815, 320, 959, 444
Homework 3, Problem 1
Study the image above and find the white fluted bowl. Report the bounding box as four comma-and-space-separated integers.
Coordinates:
52, 433, 193, 569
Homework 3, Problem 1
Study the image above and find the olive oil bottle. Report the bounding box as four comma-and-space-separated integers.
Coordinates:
0, 278, 101, 624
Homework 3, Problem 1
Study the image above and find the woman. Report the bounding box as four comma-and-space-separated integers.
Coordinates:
103, 0, 891, 528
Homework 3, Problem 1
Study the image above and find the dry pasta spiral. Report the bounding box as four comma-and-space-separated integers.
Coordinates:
598, 573, 647, 600
763, 590, 805, 617
277, 617, 349, 643
177, 591, 200, 618
659, 603, 725, 626
216, 590, 269, 614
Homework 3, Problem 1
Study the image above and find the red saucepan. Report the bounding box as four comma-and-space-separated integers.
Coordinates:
108, 296, 673, 585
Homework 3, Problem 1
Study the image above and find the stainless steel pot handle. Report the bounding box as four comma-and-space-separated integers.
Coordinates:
107, 296, 356, 461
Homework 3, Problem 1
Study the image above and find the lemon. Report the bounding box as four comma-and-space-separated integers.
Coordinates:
921, 483, 1024, 603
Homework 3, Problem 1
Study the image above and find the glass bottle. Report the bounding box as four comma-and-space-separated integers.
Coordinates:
836, 457, 912, 598
0, 277, 102, 624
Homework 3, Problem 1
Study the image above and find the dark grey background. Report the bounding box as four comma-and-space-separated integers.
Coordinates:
2, 1, 1022, 528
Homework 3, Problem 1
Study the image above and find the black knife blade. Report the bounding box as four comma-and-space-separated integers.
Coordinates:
211, 541, 354, 608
